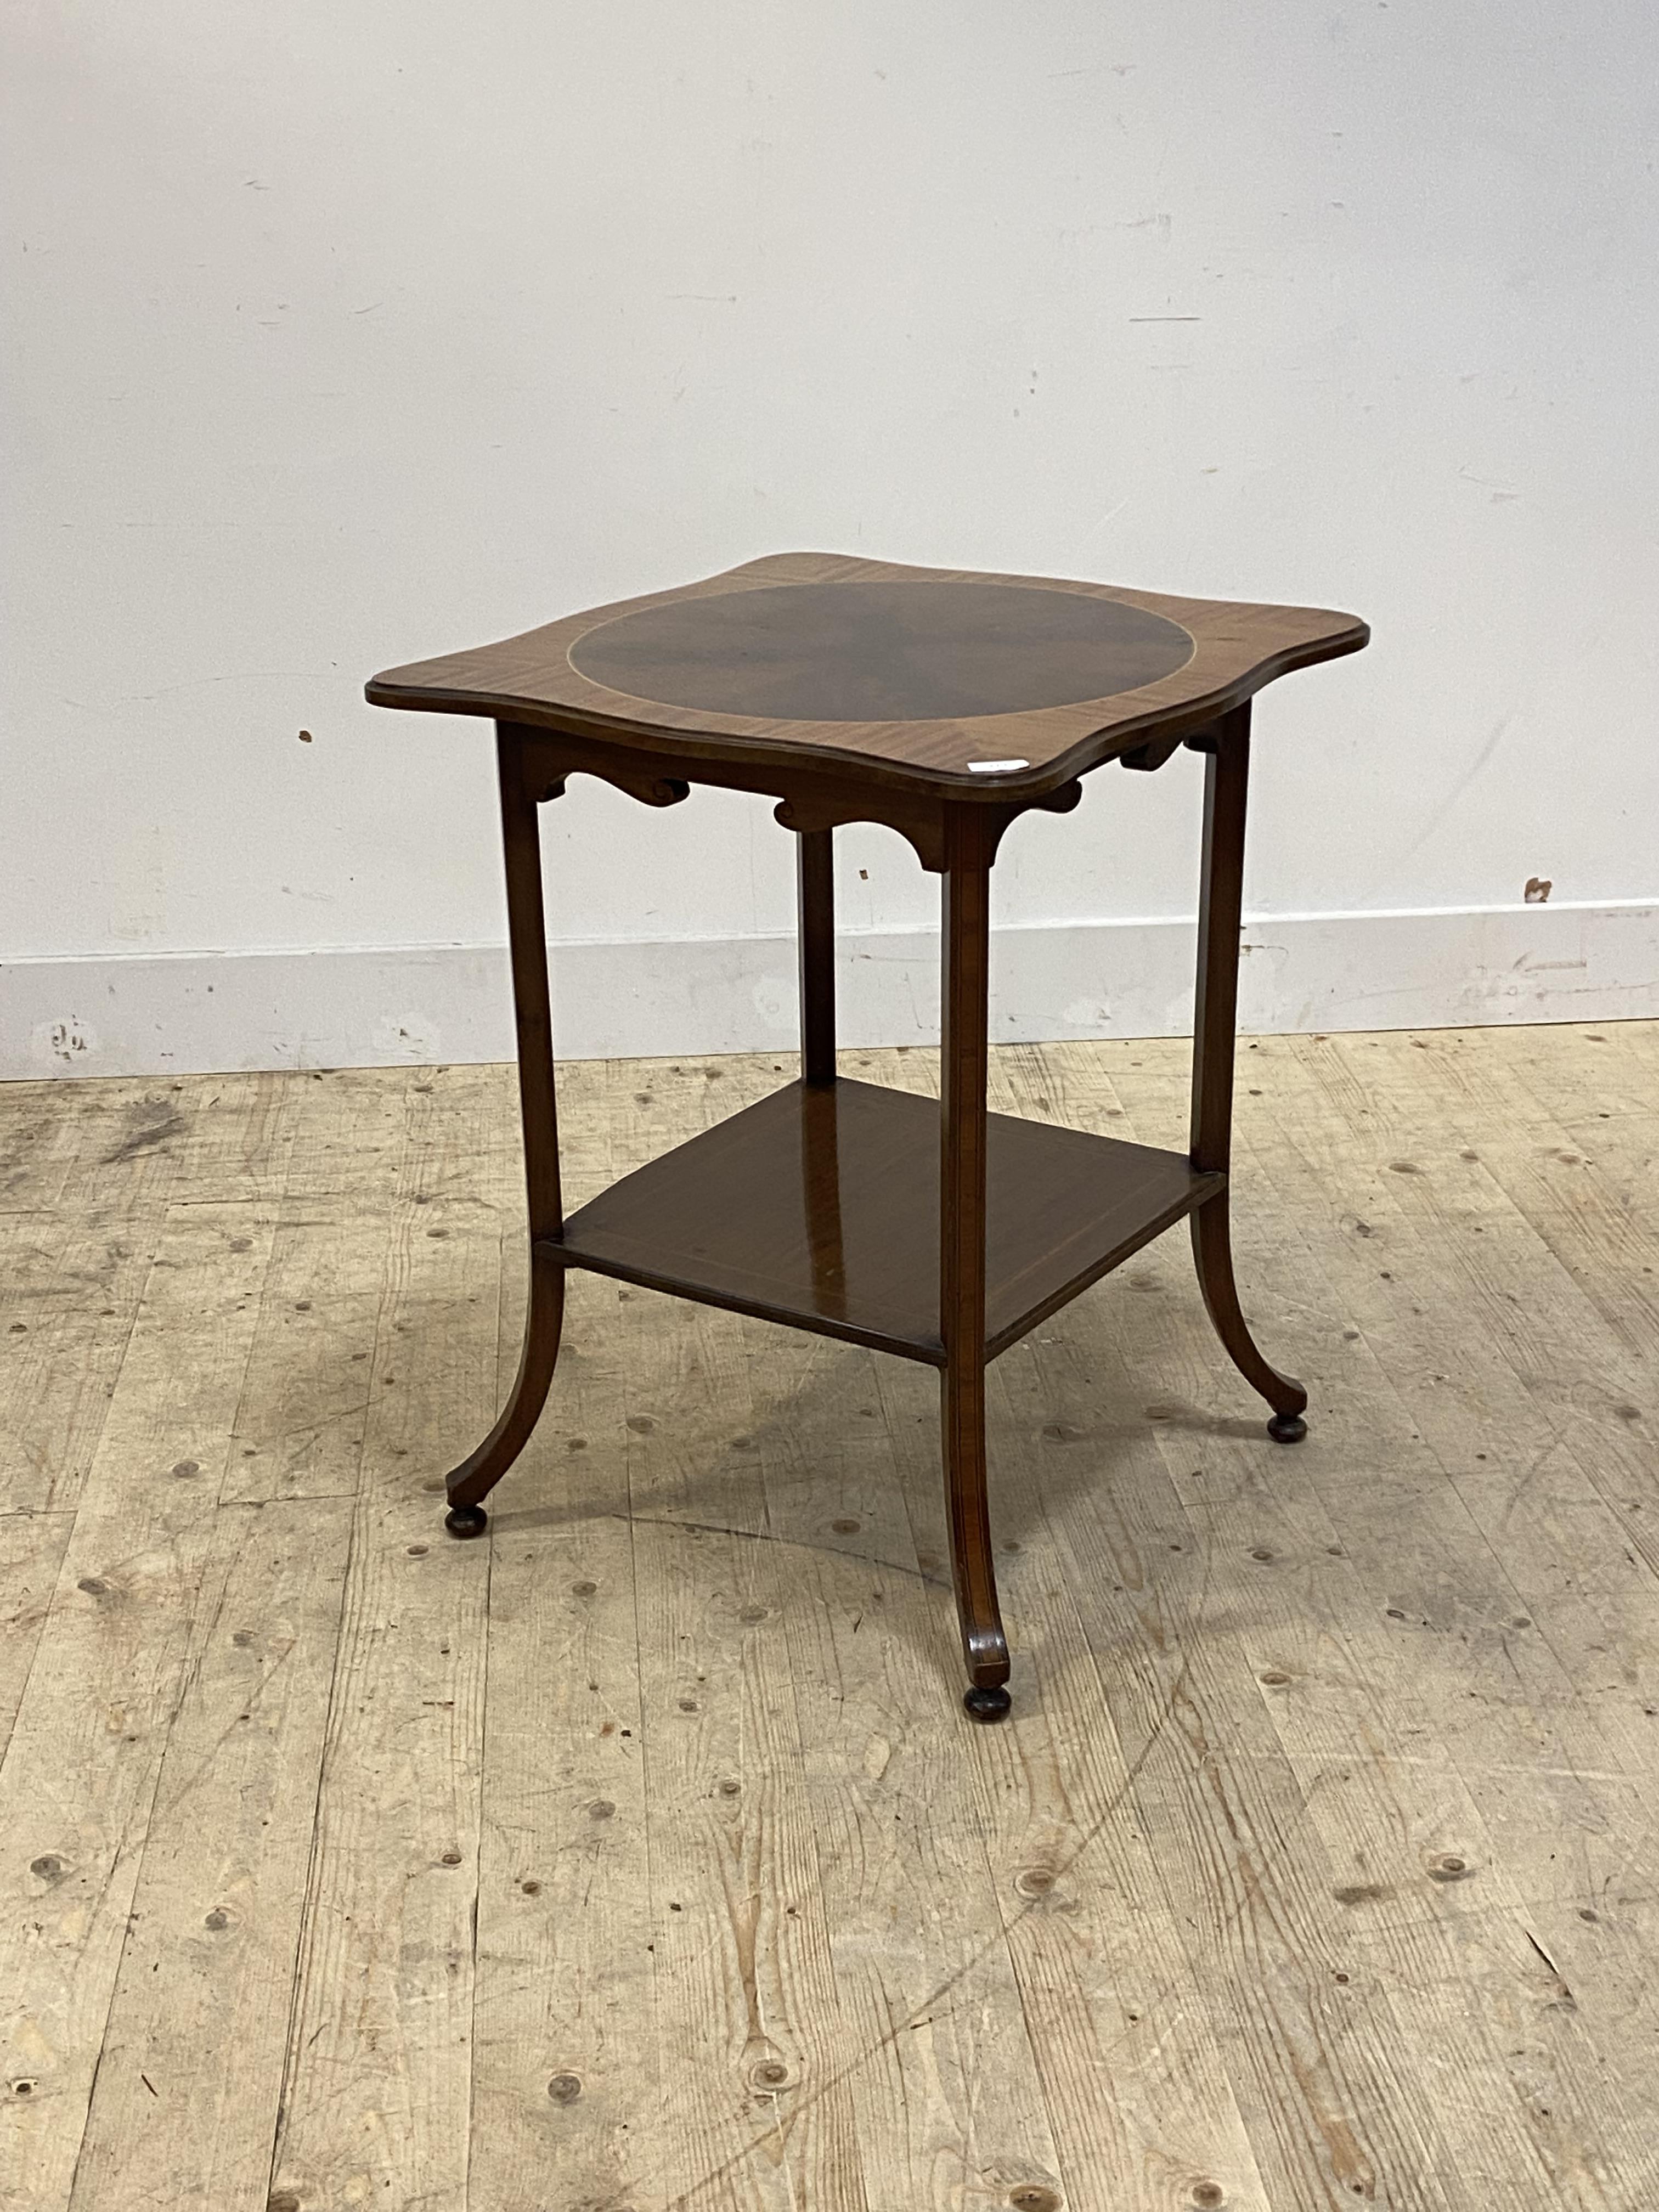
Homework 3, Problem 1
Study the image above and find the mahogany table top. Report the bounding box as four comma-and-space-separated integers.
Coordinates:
367, 551, 1367, 801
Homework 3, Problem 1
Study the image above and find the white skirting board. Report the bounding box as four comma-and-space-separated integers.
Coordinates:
3, 900, 1656, 1080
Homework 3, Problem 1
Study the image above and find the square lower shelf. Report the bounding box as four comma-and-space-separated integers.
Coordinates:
551, 1077, 1222, 1365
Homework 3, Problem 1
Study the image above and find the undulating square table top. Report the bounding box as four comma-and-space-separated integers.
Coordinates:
367, 551, 1367, 800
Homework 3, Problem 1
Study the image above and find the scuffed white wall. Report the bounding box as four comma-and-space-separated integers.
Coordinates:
4, 1, 1657, 1066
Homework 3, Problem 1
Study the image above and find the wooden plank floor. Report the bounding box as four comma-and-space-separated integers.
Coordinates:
3, 1025, 1658, 2211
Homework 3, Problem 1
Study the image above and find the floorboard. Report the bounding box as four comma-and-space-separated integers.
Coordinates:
3, 1025, 1657, 2210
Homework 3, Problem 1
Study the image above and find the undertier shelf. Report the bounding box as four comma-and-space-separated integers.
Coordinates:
550, 1077, 1222, 1365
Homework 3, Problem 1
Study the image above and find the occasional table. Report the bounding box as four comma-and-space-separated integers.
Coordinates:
367, 553, 1367, 1720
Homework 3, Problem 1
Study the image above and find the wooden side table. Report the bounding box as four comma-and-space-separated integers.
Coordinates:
368, 552, 1367, 1720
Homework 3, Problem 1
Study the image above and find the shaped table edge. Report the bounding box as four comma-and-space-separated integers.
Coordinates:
364, 616, 1369, 806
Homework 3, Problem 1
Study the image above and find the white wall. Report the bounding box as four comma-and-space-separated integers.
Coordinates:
5, 1, 1657, 1074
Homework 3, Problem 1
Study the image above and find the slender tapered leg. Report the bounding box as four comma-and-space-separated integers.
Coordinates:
794, 828, 851, 1320
1188, 706, 1309, 1442
443, 727, 567, 1535
940, 807, 1011, 1720
797, 827, 836, 1086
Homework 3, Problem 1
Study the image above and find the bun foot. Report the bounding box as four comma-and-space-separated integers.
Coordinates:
444, 1503, 489, 1539
1267, 1413, 1307, 1444
963, 1683, 1012, 1724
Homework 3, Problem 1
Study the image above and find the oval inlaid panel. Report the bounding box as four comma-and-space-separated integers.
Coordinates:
569, 580, 1195, 724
